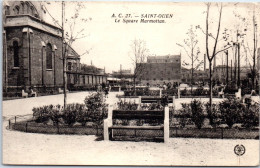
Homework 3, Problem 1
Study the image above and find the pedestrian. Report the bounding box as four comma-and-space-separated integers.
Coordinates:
105, 87, 109, 98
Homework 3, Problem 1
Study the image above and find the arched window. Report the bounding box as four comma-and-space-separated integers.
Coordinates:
5, 6, 10, 15
20, 2, 24, 14
30, 6, 34, 16
46, 43, 53, 69
68, 62, 72, 71
25, 2, 29, 14
14, 6, 20, 15
13, 41, 19, 67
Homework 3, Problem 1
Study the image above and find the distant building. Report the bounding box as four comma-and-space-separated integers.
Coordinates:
181, 68, 208, 84
213, 65, 250, 84
112, 69, 132, 76
136, 55, 181, 85
111, 69, 133, 84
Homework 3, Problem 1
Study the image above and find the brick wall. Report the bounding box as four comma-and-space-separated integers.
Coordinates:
136, 62, 181, 85
5, 26, 63, 87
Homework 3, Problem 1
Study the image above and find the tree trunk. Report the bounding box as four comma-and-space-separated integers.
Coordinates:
62, 1, 67, 108
209, 61, 213, 112
226, 50, 229, 86
237, 43, 240, 88
133, 76, 136, 96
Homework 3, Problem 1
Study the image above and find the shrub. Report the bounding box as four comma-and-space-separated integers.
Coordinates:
205, 102, 221, 128
242, 102, 259, 128
33, 104, 63, 125
178, 103, 191, 128
181, 88, 188, 96
33, 105, 54, 123
140, 102, 164, 110
49, 104, 63, 125
219, 98, 245, 128
190, 99, 204, 129
117, 100, 138, 110
162, 89, 178, 96
63, 103, 85, 126
84, 92, 108, 125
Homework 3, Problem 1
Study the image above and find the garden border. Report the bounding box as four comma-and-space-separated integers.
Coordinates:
9, 120, 259, 139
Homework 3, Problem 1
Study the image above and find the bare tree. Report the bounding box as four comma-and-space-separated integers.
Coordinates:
130, 39, 148, 94
198, 3, 232, 111
45, 1, 90, 107
238, 5, 259, 90
177, 25, 203, 91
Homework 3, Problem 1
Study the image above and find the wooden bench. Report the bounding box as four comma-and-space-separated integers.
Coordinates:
139, 96, 175, 107
22, 90, 28, 98
30, 89, 37, 97
104, 106, 170, 142
218, 88, 224, 98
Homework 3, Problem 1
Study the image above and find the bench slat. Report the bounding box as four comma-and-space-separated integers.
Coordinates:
112, 110, 164, 120
109, 126, 163, 130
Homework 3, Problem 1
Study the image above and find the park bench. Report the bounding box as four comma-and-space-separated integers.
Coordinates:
138, 96, 175, 108
140, 96, 174, 104
110, 86, 121, 92
22, 90, 28, 98
30, 89, 37, 97
218, 88, 224, 98
224, 88, 241, 100
58, 88, 69, 94
104, 106, 170, 142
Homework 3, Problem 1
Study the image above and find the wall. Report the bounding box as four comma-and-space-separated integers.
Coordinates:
5, 26, 63, 87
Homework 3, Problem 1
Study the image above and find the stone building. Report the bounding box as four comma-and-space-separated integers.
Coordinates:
136, 55, 181, 85
181, 68, 208, 84
2, 1, 107, 95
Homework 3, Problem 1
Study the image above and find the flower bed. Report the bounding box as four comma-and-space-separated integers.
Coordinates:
124, 89, 160, 97
173, 97, 259, 129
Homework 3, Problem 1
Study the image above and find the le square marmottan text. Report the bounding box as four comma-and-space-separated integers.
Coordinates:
112, 13, 174, 23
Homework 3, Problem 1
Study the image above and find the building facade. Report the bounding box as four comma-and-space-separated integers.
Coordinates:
2, 1, 107, 94
136, 55, 181, 85
181, 68, 208, 84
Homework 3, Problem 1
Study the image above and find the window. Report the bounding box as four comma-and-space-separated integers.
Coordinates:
13, 41, 19, 67
25, 3, 29, 14
30, 6, 34, 15
46, 43, 53, 69
14, 6, 20, 15
83, 75, 85, 84
20, 2, 24, 14
5, 6, 10, 15
68, 62, 72, 71
74, 75, 77, 84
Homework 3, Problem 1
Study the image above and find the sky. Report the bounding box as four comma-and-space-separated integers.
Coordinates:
42, 1, 260, 73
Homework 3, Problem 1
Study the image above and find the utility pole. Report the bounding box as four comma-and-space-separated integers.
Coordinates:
237, 42, 240, 87
231, 59, 233, 85
225, 50, 229, 87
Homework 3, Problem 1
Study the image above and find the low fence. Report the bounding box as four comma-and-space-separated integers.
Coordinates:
8, 116, 259, 139
11, 122, 103, 136
170, 127, 259, 139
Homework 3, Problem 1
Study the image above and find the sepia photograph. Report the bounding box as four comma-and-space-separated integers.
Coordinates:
2, 0, 260, 166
